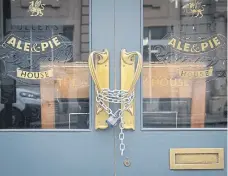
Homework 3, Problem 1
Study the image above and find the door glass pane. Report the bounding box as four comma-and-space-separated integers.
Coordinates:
142, 0, 227, 128
0, 0, 90, 129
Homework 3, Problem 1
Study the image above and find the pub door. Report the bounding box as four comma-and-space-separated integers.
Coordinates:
110, 0, 227, 176
0, 0, 227, 176
0, 0, 117, 176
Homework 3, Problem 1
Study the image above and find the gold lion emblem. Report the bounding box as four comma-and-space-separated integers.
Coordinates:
28, 0, 45, 16
182, 0, 205, 18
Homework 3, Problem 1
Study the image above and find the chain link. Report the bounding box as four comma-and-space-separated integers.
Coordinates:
96, 88, 134, 156
118, 110, 125, 156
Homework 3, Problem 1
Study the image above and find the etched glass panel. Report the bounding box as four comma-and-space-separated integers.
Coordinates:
0, 0, 90, 129
142, 0, 227, 128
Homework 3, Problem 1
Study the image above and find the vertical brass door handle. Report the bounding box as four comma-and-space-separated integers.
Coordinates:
120, 49, 143, 130
88, 49, 110, 129
88, 49, 143, 130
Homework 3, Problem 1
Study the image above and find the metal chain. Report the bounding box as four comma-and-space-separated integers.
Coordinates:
118, 110, 125, 156
88, 50, 142, 156
96, 88, 134, 156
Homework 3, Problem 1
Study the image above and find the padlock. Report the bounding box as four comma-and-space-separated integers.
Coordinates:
106, 116, 120, 127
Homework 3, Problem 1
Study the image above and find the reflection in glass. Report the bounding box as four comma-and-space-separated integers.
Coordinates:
142, 0, 227, 128
0, 0, 90, 129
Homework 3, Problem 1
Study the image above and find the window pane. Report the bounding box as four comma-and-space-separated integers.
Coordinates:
0, 0, 90, 129
142, 0, 227, 128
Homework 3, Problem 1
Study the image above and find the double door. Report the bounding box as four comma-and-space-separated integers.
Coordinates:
0, 0, 226, 176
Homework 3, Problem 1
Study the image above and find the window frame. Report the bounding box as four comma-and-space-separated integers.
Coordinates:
140, 25, 227, 131
0, 0, 92, 132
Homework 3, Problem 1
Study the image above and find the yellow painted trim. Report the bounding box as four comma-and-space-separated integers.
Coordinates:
170, 148, 224, 170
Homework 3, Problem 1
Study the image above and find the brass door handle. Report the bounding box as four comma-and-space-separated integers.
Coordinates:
120, 49, 143, 95
88, 49, 143, 130
88, 49, 110, 129
88, 49, 109, 93
120, 49, 143, 130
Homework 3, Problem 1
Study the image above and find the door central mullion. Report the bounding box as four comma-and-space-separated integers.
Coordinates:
113, 1, 117, 175
91, 0, 116, 175
114, 0, 142, 175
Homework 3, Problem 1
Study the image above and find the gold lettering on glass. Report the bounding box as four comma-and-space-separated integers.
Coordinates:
28, 0, 45, 17
178, 67, 213, 79
167, 34, 225, 55
182, 0, 205, 18
17, 68, 53, 79
4, 34, 62, 54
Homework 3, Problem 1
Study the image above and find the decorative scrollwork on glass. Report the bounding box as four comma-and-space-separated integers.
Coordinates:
0, 32, 75, 86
